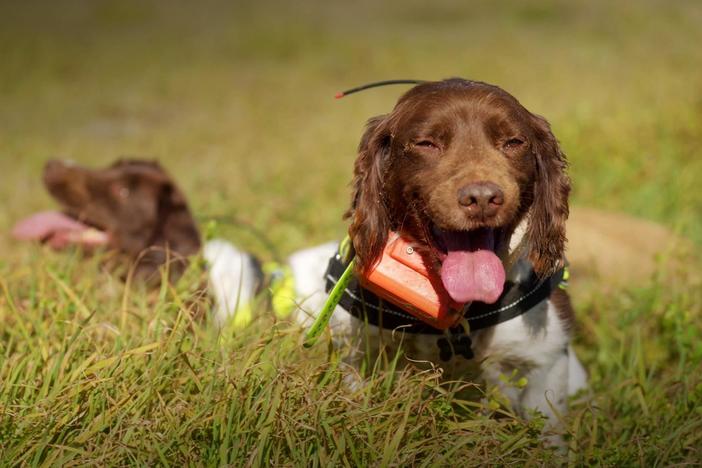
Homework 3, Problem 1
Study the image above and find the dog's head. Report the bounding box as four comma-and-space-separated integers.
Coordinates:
42, 158, 201, 281
346, 78, 569, 303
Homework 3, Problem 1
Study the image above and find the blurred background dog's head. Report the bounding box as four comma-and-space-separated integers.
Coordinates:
14, 158, 201, 283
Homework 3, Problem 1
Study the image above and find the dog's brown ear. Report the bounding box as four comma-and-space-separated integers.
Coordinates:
113, 187, 159, 257
131, 179, 200, 284
525, 113, 571, 276
159, 180, 188, 211
345, 116, 392, 273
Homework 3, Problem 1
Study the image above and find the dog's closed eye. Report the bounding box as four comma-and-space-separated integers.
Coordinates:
502, 137, 525, 151
414, 139, 437, 147
412, 139, 441, 153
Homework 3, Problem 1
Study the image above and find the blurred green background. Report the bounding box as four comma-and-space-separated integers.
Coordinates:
1, 0, 701, 261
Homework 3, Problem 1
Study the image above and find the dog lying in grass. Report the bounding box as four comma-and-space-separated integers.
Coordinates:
283, 79, 585, 440
12, 158, 262, 321
13, 159, 202, 284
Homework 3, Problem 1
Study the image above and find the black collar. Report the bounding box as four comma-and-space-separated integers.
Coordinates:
324, 249, 566, 336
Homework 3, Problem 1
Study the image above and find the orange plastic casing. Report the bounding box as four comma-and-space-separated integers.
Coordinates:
358, 234, 465, 329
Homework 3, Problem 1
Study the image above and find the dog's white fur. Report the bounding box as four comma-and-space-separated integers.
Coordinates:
206, 231, 587, 429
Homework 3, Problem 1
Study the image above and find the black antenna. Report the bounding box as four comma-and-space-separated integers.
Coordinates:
335, 79, 426, 99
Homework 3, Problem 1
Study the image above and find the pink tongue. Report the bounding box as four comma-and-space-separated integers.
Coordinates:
12, 211, 109, 249
439, 230, 506, 304
12, 211, 88, 240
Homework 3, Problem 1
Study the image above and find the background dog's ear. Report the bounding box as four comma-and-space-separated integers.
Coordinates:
344, 115, 392, 273
159, 180, 188, 210
131, 179, 201, 284
525, 113, 571, 276
112, 183, 159, 257
154, 179, 201, 256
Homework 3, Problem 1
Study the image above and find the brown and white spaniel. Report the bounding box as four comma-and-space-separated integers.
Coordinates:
287, 79, 587, 437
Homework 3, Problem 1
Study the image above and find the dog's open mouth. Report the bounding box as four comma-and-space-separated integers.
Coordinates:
431, 226, 506, 304
12, 211, 110, 250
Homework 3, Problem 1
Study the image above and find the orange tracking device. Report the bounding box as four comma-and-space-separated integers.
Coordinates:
358, 234, 466, 329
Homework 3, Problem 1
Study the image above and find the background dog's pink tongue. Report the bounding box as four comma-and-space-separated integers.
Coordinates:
12, 211, 109, 248
439, 230, 506, 304
12, 211, 87, 240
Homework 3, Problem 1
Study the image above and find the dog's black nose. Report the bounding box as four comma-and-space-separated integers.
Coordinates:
457, 181, 504, 218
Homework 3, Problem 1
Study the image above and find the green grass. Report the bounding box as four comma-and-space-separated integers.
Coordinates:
1, 0, 702, 465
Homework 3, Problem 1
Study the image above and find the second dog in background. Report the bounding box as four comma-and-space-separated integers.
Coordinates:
14, 159, 202, 283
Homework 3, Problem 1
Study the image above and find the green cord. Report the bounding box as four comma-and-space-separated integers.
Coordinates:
303, 257, 356, 348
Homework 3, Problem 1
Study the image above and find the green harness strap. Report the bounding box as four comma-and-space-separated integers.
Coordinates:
303, 236, 355, 348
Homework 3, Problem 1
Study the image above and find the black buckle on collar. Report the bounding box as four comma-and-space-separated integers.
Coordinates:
437, 334, 474, 361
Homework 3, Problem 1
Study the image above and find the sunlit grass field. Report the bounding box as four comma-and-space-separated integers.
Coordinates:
1, 0, 701, 465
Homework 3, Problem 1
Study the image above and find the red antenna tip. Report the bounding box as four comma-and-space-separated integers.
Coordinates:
334, 91, 345, 99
